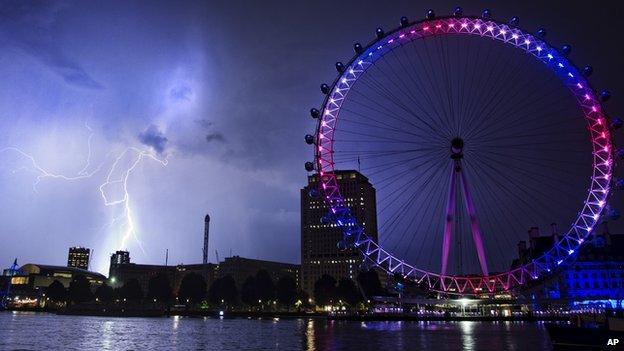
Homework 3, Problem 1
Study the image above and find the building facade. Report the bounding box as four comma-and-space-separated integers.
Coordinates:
514, 225, 624, 309
216, 255, 300, 289
67, 247, 91, 270
6, 263, 105, 302
108, 253, 298, 295
300, 170, 378, 295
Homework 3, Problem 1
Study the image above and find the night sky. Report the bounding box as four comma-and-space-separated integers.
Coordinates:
0, 0, 622, 275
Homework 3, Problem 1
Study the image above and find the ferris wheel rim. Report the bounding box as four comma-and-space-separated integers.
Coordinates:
311, 14, 614, 295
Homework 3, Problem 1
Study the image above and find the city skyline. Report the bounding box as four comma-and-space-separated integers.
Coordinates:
1, 0, 623, 276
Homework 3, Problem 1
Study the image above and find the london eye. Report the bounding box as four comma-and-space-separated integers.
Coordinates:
304, 8, 621, 295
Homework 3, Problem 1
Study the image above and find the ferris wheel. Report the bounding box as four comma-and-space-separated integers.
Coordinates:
304, 8, 622, 295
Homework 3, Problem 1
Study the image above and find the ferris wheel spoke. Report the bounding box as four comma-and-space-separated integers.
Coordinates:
466, 169, 523, 271
461, 47, 522, 136
339, 112, 444, 143
471, 149, 583, 194
398, 40, 453, 135
384, 48, 450, 134
366, 62, 451, 139
375, 155, 447, 196
472, 147, 588, 169
463, 157, 549, 230
458, 37, 502, 135
465, 81, 572, 141
359, 152, 445, 174
468, 153, 582, 214
405, 38, 456, 137
333, 148, 442, 164
351, 77, 443, 137
471, 114, 586, 145
393, 176, 447, 260
379, 160, 448, 244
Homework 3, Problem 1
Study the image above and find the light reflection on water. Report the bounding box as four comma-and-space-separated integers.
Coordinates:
0, 312, 551, 350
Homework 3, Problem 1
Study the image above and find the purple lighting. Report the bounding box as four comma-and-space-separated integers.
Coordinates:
312, 16, 613, 295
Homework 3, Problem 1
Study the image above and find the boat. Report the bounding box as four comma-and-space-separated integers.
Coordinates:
547, 315, 624, 350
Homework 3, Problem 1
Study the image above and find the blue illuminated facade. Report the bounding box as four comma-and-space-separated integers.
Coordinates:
515, 226, 624, 309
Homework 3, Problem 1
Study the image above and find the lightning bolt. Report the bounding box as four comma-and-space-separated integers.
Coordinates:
99, 147, 168, 251
0, 122, 102, 192
0, 122, 168, 261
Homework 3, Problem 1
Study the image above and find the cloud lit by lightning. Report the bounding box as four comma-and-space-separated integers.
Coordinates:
0, 122, 168, 271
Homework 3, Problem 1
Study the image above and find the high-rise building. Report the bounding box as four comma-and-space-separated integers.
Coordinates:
300, 170, 378, 296
67, 247, 91, 270
109, 250, 130, 278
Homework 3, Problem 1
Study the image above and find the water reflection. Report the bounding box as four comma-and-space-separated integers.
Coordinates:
1, 312, 552, 351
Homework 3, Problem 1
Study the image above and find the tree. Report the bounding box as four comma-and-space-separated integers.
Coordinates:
120, 278, 143, 302
47, 280, 67, 302
255, 270, 275, 303
241, 276, 258, 306
95, 283, 115, 303
313, 274, 337, 306
147, 273, 172, 303
337, 278, 362, 306
208, 275, 238, 306
357, 269, 385, 298
276, 275, 297, 306
68, 274, 93, 304
178, 272, 206, 304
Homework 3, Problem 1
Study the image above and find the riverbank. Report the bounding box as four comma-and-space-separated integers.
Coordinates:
5, 307, 572, 322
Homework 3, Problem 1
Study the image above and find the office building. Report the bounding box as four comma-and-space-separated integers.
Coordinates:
67, 247, 91, 270
300, 170, 378, 295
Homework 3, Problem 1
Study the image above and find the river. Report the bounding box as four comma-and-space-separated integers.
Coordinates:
0, 311, 553, 350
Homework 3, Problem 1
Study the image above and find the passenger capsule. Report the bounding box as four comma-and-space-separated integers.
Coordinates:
509, 16, 519, 26
426, 9, 435, 20
453, 7, 463, 17
354, 43, 363, 54
375, 27, 384, 39
611, 117, 623, 130
320, 84, 330, 94
600, 90, 611, 102
616, 147, 624, 159
400, 16, 409, 28
582, 65, 593, 76
561, 44, 572, 55
305, 161, 315, 172
615, 177, 624, 190
305, 134, 315, 145
335, 62, 345, 73
310, 108, 320, 118
537, 28, 546, 37
482, 9, 491, 19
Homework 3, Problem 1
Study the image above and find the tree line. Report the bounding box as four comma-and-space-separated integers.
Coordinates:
45, 268, 386, 309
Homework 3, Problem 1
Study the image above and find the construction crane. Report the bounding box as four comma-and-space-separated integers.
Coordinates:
1, 258, 19, 309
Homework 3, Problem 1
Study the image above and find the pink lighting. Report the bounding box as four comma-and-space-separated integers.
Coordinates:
313, 16, 614, 296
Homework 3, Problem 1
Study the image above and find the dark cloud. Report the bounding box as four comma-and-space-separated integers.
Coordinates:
0, 1, 103, 89
206, 132, 226, 143
138, 125, 168, 154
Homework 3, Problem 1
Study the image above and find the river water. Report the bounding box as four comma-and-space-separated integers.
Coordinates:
0, 311, 553, 350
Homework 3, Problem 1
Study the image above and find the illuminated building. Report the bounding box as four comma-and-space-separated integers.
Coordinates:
6, 263, 105, 303
514, 224, 624, 308
300, 170, 378, 295
67, 247, 91, 270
